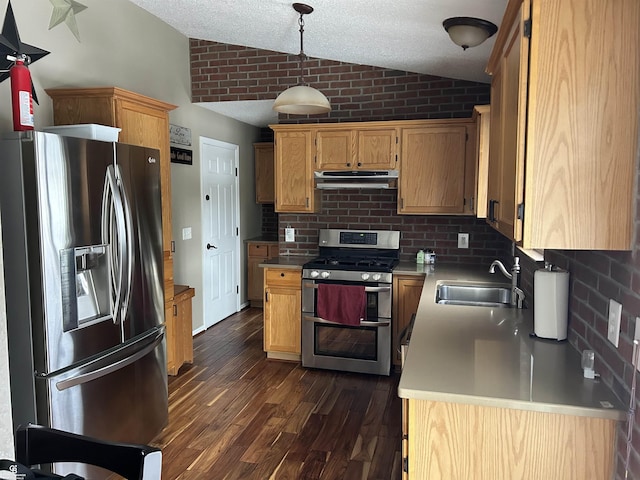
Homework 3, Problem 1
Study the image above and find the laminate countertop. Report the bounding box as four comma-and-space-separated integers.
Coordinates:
398, 264, 625, 421
259, 255, 315, 269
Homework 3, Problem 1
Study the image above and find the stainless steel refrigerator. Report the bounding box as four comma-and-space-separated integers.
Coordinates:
0, 131, 168, 477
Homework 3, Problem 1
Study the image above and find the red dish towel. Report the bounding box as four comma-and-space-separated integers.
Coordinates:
317, 284, 366, 326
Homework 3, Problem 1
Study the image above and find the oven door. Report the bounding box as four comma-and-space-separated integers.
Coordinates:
301, 279, 391, 376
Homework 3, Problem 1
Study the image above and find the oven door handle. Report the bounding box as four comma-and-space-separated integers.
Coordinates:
303, 315, 390, 327
303, 284, 391, 293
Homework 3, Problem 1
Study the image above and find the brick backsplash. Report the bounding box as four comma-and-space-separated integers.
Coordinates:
261, 203, 278, 237
190, 39, 490, 123
275, 189, 510, 265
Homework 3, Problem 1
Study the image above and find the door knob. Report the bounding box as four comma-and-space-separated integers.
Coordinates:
206, 243, 217, 250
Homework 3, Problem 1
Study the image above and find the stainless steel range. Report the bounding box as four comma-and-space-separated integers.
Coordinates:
301, 229, 400, 376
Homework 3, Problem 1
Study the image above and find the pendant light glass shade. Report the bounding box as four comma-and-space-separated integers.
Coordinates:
443, 17, 498, 50
273, 85, 331, 114
273, 3, 331, 115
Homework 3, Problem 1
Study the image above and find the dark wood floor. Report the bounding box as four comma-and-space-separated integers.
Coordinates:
152, 307, 402, 480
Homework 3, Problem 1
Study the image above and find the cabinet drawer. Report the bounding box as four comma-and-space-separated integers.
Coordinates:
265, 269, 301, 288
249, 242, 277, 256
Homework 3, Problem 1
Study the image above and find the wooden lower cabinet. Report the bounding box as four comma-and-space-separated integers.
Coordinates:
392, 275, 424, 367
247, 241, 279, 307
405, 399, 616, 479
263, 267, 301, 360
166, 285, 195, 376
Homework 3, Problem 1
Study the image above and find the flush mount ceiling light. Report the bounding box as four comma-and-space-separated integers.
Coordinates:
273, 3, 331, 115
443, 17, 498, 50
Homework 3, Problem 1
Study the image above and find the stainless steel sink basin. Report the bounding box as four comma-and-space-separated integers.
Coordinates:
435, 283, 512, 308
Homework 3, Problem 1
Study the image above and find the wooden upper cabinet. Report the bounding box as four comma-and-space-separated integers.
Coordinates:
486, 9, 525, 241
398, 124, 468, 214
254, 142, 275, 203
272, 128, 318, 213
473, 105, 490, 219
486, 0, 640, 250
316, 127, 398, 170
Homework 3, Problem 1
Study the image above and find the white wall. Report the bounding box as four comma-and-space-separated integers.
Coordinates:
0, 0, 263, 453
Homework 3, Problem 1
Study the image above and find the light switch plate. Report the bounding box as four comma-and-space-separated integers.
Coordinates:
457, 233, 469, 249
285, 227, 295, 242
182, 227, 192, 240
607, 299, 622, 348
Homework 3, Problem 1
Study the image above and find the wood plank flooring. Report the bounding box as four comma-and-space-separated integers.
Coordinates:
152, 307, 402, 480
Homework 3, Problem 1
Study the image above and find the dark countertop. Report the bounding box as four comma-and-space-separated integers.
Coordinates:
245, 235, 278, 243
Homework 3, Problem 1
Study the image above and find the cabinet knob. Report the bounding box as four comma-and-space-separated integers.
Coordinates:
346, 163, 351, 167
357, 162, 362, 167
280, 272, 285, 277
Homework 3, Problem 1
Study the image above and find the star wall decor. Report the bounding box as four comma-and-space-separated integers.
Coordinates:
48, 0, 87, 42
0, 1, 50, 103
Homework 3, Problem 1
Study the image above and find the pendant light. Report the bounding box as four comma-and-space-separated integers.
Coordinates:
443, 17, 498, 50
273, 3, 331, 115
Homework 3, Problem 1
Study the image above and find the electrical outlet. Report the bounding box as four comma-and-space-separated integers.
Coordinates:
285, 227, 295, 242
457, 233, 469, 249
634, 316, 640, 371
607, 299, 622, 347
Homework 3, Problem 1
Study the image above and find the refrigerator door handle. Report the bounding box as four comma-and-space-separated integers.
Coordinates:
115, 163, 135, 327
52, 327, 164, 391
101, 165, 127, 326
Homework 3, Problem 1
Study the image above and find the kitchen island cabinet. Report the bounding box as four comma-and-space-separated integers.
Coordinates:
485, 0, 640, 250
398, 265, 624, 479
263, 266, 302, 360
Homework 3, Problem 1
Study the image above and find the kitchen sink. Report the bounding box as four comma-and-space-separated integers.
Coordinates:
435, 283, 512, 308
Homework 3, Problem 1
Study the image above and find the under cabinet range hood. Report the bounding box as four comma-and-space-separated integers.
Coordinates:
314, 170, 399, 189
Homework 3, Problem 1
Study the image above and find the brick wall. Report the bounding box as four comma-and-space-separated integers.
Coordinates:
540, 247, 640, 478
276, 189, 510, 265
261, 204, 278, 237
190, 39, 490, 124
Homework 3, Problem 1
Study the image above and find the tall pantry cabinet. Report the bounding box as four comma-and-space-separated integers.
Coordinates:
46, 86, 180, 361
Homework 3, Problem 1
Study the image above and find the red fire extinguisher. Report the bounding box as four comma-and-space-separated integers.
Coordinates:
10, 54, 34, 131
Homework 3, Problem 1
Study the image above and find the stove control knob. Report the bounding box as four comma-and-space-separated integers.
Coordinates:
321, 271, 331, 279
372, 273, 382, 281
310, 270, 320, 278
361, 273, 370, 281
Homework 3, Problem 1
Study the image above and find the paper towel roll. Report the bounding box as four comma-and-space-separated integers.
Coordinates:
534, 268, 569, 340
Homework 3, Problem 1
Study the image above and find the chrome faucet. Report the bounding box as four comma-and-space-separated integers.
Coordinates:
489, 257, 524, 308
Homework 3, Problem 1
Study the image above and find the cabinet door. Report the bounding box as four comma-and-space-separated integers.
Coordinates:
274, 130, 316, 212
248, 256, 267, 302
264, 286, 301, 354
357, 128, 398, 170
264, 268, 301, 354
316, 130, 354, 170
177, 293, 194, 365
486, 7, 526, 241
392, 276, 424, 366
254, 143, 275, 203
473, 105, 491, 218
399, 126, 467, 214
166, 303, 179, 376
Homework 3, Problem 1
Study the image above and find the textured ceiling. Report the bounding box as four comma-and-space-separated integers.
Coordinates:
128, 0, 507, 126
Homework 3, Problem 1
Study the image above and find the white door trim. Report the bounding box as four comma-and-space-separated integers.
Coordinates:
200, 136, 241, 328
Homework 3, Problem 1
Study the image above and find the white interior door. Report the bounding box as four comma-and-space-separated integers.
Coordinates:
200, 137, 240, 328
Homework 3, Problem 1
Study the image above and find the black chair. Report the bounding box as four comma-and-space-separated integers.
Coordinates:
14, 424, 162, 480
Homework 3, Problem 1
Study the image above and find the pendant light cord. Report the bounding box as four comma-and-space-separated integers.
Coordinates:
298, 13, 307, 86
